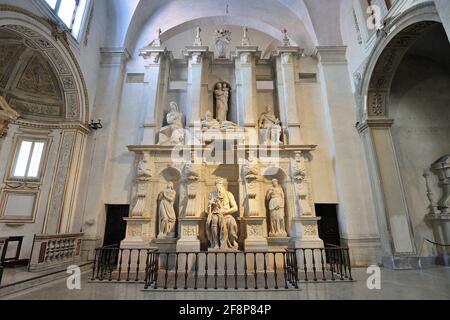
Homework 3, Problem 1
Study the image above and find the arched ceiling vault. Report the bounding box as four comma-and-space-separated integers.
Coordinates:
106, 0, 343, 53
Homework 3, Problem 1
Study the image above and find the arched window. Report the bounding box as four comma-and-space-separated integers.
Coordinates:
44, 0, 89, 39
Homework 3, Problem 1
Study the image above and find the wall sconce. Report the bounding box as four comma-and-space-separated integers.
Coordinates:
89, 119, 103, 130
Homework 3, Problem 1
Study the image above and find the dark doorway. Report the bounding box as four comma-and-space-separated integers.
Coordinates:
103, 205, 129, 247
315, 204, 341, 246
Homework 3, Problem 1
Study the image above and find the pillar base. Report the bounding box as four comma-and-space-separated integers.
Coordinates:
122, 217, 152, 247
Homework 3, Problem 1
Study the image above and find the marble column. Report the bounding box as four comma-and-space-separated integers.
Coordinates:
317, 46, 382, 266
274, 47, 302, 145
358, 119, 417, 268
234, 47, 259, 144
184, 47, 209, 129
80, 48, 130, 259
139, 45, 170, 144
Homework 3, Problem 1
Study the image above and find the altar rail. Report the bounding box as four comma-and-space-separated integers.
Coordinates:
91, 246, 353, 290
29, 233, 83, 272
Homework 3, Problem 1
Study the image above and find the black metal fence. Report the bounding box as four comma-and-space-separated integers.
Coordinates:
91, 246, 354, 290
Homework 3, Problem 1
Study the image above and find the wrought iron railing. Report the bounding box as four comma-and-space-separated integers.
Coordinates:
91, 245, 354, 289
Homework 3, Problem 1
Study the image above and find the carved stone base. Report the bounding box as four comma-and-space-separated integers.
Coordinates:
243, 217, 268, 252
291, 216, 324, 249
121, 217, 151, 248
177, 217, 202, 252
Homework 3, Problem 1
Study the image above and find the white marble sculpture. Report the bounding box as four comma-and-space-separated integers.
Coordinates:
281, 28, 291, 47
292, 152, 306, 182
157, 182, 177, 238
158, 101, 185, 145
206, 178, 239, 250
201, 110, 221, 131
193, 27, 202, 46
215, 82, 230, 122
267, 179, 287, 237
258, 105, 282, 145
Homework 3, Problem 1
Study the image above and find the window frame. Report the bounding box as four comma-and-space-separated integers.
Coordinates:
8, 135, 51, 183
37, 0, 91, 43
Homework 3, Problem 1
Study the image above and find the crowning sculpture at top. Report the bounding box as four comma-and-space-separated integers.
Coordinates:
206, 179, 239, 250
158, 182, 177, 238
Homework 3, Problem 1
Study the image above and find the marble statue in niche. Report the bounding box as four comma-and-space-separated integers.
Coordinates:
158, 101, 185, 145
206, 179, 239, 250
0, 96, 20, 138
267, 179, 287, 237
214, 28, 231, 58
157, 182, 177, 238
215, 82, 230, 122
258, 105, 282, 145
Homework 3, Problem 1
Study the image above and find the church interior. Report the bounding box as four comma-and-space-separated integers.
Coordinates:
0, 0, 449, 300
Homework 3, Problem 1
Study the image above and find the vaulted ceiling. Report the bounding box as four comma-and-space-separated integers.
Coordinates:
0, 28, 65, 120
105, 0, 343, 53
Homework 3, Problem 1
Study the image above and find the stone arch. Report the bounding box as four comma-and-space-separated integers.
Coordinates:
0, 6, 89, 125
357, 2, 441, 121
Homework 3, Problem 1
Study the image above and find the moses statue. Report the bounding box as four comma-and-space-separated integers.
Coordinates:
206, 179, 239, 250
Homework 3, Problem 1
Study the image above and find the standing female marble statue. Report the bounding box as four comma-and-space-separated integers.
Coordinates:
258, 105, 282, 145
158, 101, 185, 145
158, 182, 177, 238
206, 179, 239, 250
215, 83, 229, 122
266, 179, 287, 236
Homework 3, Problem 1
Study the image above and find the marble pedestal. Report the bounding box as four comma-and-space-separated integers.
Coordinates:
243, 217, 269, 252
426, 214, 450, 266
176, 217, 202, 252
121, 217, 151, 248
291, 216, 324, 248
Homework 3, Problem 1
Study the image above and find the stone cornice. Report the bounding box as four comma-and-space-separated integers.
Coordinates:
316, 46, 348, 65
100, 47, 131, 66
12, 119, 90, 134
357, 119, 395, 133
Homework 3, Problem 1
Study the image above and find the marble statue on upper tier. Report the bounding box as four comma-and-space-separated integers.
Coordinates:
201, 110, 238, 131
206, 179, 239, 250
267, 179, 287, 237
157, 182, 177, 238
158, 101, 185, 145
215, 82, 230, 122
258, 105, 282, 145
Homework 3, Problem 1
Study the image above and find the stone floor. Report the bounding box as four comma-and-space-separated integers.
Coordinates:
2, 267, 450, 300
